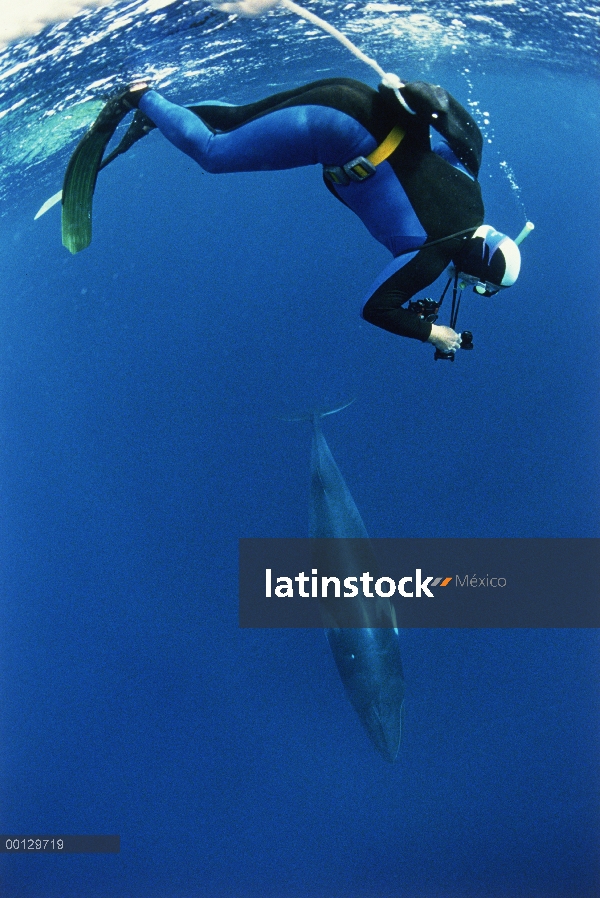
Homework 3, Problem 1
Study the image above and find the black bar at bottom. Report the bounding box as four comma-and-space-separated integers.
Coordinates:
0, 835, 120, 853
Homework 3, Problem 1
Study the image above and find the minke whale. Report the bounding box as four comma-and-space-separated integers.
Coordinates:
307, 404, 405, 763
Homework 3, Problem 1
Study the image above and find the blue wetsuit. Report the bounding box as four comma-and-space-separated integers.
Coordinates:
138, 78, 484, 341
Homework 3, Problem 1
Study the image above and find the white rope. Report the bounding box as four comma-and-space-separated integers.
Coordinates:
279, 0, 416, 114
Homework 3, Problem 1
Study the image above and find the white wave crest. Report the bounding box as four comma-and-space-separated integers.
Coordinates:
0, 0, 177, 48
212, 0, 280, 15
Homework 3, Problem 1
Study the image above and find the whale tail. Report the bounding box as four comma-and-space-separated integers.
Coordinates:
281, 398, 356, 423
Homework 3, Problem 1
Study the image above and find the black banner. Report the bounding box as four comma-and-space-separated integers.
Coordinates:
0, 835, 120, 853
239, 538, 600, 627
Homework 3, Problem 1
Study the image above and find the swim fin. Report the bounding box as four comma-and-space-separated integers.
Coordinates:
99, 109, 156, 170
38, 110, 155, 228
60, 90, 214, 253
61, 92, 149, 254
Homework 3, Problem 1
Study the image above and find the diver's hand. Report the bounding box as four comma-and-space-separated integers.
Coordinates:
427, 324, 461, 353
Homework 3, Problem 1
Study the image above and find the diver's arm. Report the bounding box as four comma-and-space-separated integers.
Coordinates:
397, 81, 483, 178
361, 241, 456, 341
362, 282, 460, 348
362, 281, 433, 341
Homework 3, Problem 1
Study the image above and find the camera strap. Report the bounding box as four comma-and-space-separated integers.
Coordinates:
435, 271, 463, 330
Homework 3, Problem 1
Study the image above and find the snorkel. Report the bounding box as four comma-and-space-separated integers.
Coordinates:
514, 221, 535, 246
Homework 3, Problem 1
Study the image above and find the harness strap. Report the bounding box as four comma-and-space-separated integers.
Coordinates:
392, 227, 479, 258
367, 125, 405, 166
324, 124, 406, 185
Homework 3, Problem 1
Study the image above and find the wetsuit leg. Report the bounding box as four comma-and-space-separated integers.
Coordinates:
138, 90, 376, 173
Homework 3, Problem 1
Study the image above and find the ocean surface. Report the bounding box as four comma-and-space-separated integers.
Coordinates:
0, 1, 599, 896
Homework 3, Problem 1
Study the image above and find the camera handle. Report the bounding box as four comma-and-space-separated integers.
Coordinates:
433, 330, 473, 361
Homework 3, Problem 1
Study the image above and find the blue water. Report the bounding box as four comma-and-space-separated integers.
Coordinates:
0, 2, 599, 896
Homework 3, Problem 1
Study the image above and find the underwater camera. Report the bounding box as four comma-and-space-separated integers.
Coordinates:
433, 331, 473, 361
407, 298, 441, 323
407, 297, 473, 361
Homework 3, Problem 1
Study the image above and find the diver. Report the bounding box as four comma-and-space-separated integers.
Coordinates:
64, 76, 523, 355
